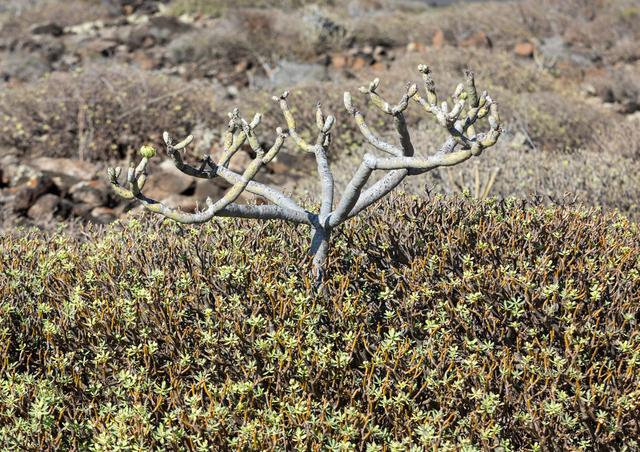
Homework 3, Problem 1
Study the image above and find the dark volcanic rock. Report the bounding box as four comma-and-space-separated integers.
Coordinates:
31, 23, 64, 37
27, 193, 72, 221
13, 176, 56, 212
90, 206, 118, 224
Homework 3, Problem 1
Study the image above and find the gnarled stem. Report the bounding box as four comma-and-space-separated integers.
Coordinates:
108, 65, 502, 290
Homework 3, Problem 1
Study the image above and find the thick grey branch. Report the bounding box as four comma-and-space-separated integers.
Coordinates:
314, 145, 334, 222
328, 156, 375, 227
107, 64, 502, 290
164, 131, 304, 213
347, 169, 408, 219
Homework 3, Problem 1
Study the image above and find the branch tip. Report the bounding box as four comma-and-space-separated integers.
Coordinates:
344, 91, 355, 114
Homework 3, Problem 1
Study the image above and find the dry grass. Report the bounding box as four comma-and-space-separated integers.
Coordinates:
0, 0, 114, 38
167, 0, 334, 17
0, 64, 220, 162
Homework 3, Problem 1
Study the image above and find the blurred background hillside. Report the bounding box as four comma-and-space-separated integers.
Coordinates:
1, 0, 638, 230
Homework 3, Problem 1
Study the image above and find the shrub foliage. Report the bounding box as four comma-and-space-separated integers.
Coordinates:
0, 65, 216, 161
1, 196, 639, 450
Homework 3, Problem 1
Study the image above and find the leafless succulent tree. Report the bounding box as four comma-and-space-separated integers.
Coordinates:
108, 65, 501, 286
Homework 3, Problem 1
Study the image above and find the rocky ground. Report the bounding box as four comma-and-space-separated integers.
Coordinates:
1, 0, 639, 230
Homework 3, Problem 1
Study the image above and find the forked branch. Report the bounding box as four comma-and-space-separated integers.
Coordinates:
108, 65, 502, 288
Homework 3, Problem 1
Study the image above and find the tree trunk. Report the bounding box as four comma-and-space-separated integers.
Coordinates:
310, 226, 331, 288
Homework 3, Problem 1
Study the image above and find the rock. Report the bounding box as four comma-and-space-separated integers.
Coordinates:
271, 150, 314, 176
79, 38, 119, 58
194, 178, 228, 203
538, 36, 591, 66
160, 194, 198, 213
64, 19, 106, 37
514, 42, 535, 58
432, 29, 456, 48
27, 194, 71, 221
126, 15, 191, 51
90, 206, 118, 224
37, 39, 66, 64
0, 155, 42, 187
13, 176, 56, 212
72, 203, 94, 219
253, 60, 327, 89
142, 159, 195, 200
0, 187, 16, 205
130, 50, 157, 70
582, 83, 597, 97
69, 180, 109, 207
119, 0, 162, 15
351, 56, 368, 71
330, 53, 349, 69
234, 60, 250, 73
407, 41, 426, 53
460, 32, 492, 49
30, 157, 99, 181
51, 174, 85, 197
31, 23, 64, 37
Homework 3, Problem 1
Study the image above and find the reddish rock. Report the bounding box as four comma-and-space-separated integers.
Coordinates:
432, 29, 456, 48
361, 45, 374, 56
234, 60, 250, 73
460, 32, 492, 49
331, 53, 349, 69
432, 30, 444, 48
407, 41, 426, 53
351, 56, 368, 70
514, 42, 535, 57
131, 50, 157, 70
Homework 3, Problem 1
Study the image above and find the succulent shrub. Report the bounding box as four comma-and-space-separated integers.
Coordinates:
1, 196, 639, 449
108, 65, 501, 285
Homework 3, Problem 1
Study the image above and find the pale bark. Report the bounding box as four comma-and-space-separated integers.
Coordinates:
108, 66, 502, 289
